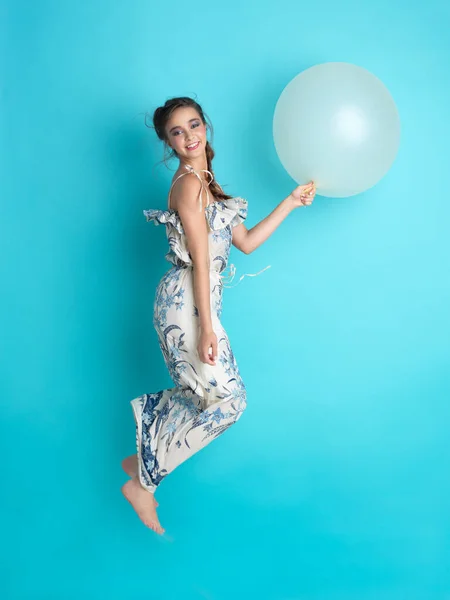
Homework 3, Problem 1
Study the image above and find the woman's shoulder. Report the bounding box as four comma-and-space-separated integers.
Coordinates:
169, 170, 204, 212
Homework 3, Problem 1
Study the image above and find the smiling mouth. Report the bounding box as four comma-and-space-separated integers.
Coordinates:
186, 141, 200, 150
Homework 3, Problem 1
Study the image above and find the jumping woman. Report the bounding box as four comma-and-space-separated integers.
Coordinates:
121, 96, 316, 534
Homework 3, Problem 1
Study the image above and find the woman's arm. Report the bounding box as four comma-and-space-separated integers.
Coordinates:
232, 182, 316, 254
173, 176, 217, 366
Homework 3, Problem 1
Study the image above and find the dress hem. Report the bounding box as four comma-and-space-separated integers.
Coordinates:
131, 396, 157, 494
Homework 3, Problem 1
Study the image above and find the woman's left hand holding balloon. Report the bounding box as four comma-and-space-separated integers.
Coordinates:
289, 181, 316, 207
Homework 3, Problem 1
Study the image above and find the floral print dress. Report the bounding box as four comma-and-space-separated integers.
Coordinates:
130, 164, 269, 493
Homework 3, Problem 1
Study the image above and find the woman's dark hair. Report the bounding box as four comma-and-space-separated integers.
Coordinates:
146, 95, 233, 201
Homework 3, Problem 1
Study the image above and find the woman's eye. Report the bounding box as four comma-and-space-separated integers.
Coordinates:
173, 122, 200, 136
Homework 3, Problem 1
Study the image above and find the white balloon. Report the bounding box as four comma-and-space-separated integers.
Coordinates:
273, 62, 401, 197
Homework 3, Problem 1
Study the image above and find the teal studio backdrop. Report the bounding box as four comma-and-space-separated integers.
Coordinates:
1, 0, 449, 599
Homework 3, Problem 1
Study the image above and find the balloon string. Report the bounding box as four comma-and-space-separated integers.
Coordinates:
220, 264, 271, 288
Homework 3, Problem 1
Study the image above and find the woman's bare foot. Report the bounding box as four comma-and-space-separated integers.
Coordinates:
121, 477, 164, 534
121, 455, 158, 506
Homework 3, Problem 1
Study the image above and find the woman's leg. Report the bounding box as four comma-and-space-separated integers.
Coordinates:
131, 324, 247, 494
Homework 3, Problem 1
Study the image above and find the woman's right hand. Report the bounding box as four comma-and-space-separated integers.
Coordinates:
197, 328, 218, 366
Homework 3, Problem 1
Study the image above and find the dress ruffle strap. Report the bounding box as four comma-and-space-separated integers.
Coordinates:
143, 197, 248, 233
143, 208, 185, 234
184, 164, 214, 212
205, 197, 248, 230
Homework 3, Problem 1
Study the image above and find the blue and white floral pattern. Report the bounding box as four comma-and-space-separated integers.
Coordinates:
131, 197, 249, 493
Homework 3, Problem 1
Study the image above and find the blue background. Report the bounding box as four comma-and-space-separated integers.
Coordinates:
2, 1, 449, 598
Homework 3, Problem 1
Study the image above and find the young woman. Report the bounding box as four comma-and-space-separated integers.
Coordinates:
121, 96, 316, 534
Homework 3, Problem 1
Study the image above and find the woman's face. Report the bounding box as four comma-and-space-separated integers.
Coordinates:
165, 107, 207, 159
